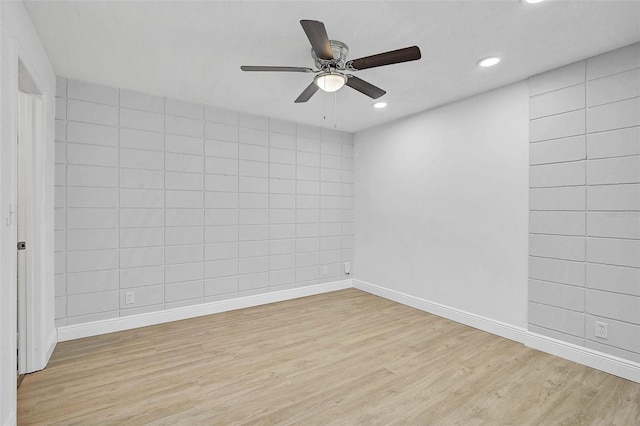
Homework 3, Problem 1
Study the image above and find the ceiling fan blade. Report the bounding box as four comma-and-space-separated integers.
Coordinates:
345, 76, 386, 99
241, 66, 314, 73
294, 82, 320, 103
349, 46, 421, 71
300, 20, 333, 60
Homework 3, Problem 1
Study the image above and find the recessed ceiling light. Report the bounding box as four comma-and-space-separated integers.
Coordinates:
373, 102, 387, 109
478, 56, 501, 68
524, 0, 545, 3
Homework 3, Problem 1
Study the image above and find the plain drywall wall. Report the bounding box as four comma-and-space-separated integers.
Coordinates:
53, 78, 354, 327
1, 2, 57, 424
528, 43, 640, 363
354, 81, 529, 328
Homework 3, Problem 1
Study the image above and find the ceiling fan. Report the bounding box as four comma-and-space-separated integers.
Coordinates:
240, 20, 422, 103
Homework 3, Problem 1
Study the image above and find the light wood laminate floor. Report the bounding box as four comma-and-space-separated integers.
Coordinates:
18, 289, 640, 424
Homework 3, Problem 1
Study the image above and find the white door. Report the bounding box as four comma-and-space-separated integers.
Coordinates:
16, 91, 33, 376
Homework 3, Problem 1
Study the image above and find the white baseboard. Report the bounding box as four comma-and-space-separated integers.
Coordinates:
58, 280, 352, 342
353, 279, 527, 343
526, 332, 640, 383
2, 411, 16, 426
45, 327, 57, 365
56, 277, 640, 384
354, 279, 640, 384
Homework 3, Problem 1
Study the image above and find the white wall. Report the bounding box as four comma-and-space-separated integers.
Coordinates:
528, 43, 640, 363
1, 2, 57, 425
354, 82, 529, 329
53, 78, 354, 328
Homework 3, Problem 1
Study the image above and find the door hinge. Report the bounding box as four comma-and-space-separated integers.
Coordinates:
17, 241, 26, 250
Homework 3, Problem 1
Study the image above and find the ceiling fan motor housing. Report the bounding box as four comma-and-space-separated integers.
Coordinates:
312, 40, 349, 70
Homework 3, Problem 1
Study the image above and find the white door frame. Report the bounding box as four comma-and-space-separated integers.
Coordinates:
8, 51, 56, 374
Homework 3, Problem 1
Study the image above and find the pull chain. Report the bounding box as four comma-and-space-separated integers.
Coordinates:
333, 91, 337, 128
323, 88, 327, 121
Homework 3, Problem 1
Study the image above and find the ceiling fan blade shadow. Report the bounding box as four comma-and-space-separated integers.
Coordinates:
300, 20, 333, 60
241, 66, 314, 73
294, 82, 320, 103
345, 76, 386, 99
349, 46, 421, 70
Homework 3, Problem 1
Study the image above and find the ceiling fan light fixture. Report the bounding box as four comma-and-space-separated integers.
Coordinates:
478, 56, 501, 68
314, 72, 347, 92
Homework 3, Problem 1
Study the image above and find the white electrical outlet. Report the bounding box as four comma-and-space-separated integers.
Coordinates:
125, 291, 135, 305
595, 321, 608, 339
322, 266, 329, 276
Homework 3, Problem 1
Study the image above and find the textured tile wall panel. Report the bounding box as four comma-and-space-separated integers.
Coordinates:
120, 108, 164, 132
119, 247, 164, 269
120, 128, 164, 151
165, 281, 204, 303
165, 99, 204, 119
586, 237, 640, 268
585, 315, 640, 354
120, 189, 164, 208
529, 45, 640, 363
120, 169, 164, 190
120, 266, 165, 288
529, 61, 586, 96
587, 126, 640, 159
165, 134, 203, 155
68, 80, 119, 105
530, 84, 585, 119
67, 270, 119, 295
585, 340, 640, 363
529, 211, 585, 236
67, 121, 118, 147
529, 234, 585, 261
67, 291, 119, 317
530, 110, 585, 142
270, 133, 296, 151
587, 155, 640, 185
68, 100, 119, 127
56, 78, 352, 324
528, 302, 584, 337
529, 256, 585, 286
205, 105, 238, 125
587, 211, 640, 239
270, 118, 296, 135
67, 165, 118, 187
586, 43, 640, 80
67, 208, 117, 229
586, 184, 640, 211
118, 284, 164, 309
586, 262, 640, 296
529, 186, 585, 211
530, 136, 586, 166
165, 115, 203, 138
587, 68, 640, 107
120, 90, 164, 113
586, 289, 640, 325
528, 325, 584, 346
587, 97, 640, 133
528, 279, 584, 311
67, 143, 118, 167
67, 249, 118, 273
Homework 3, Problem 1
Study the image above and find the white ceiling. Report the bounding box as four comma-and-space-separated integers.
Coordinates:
24, 0, 640, 133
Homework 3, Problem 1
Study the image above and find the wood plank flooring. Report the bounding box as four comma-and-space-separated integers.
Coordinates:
18, 289, 640, 425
